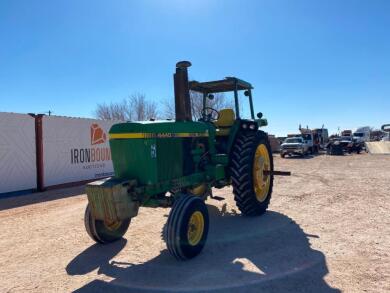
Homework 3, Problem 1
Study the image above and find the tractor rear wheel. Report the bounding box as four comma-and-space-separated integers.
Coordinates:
84, 204, 130, 244
231, 131, 274, 216
165, 194, 209, 260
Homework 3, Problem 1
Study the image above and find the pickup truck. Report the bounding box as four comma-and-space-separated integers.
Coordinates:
280, 137, 310, 158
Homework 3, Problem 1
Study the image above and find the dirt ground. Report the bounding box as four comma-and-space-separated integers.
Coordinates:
0, 153, 389, 293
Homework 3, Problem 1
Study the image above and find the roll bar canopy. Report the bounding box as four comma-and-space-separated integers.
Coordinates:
189, 77, 253, 94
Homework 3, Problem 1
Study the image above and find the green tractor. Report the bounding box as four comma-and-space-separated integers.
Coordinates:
85, 61, 281, 260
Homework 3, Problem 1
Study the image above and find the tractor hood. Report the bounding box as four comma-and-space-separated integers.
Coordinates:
109, 120, 209, 139
108, 120, 211, 183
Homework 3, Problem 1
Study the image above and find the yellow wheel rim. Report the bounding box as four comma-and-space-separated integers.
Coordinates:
104, 219, 122, 231
253, 144, 271, 202
187, 211, 204, 246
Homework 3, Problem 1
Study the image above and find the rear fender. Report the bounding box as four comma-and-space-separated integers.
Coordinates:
226, 119, 259, 155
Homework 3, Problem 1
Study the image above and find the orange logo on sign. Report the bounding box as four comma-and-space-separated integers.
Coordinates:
91, 123, 107, 145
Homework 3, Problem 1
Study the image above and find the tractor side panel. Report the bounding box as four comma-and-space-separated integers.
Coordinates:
156, 138, 183, 181
110, 138, 158, 184
109, 137, 184, 185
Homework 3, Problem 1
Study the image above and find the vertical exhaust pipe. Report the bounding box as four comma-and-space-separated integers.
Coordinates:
174, 61, 192, 121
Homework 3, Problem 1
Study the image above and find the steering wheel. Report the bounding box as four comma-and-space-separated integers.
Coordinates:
201, 107, 220, 122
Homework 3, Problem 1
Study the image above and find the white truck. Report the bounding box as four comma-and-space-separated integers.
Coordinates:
353, 126, 371, 143
280, 137, 310, 158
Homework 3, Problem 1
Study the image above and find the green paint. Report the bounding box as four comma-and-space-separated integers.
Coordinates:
87, 96, 268, 222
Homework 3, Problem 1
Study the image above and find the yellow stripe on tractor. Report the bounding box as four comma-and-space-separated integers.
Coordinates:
109, 132, 209, 139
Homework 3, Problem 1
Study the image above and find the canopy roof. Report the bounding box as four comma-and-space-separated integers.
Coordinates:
189, 77, 253, 94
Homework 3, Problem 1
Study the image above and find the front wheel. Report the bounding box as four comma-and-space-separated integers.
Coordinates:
230, 131, 274, 216
165, 194, 209, 260
84, 204, 130, 244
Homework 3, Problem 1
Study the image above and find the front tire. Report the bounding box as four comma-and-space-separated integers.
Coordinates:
230, 131, 274, 216
84, 204, 130, 244
165, 194, 209, 260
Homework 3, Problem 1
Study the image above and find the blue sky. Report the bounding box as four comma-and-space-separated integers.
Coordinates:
0, 0, 389, 136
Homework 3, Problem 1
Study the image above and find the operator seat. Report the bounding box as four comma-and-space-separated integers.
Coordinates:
214, 108, 235, 136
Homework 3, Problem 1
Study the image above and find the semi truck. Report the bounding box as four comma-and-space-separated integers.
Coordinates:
353, 126, 371, 143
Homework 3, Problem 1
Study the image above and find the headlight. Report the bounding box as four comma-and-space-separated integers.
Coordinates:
242, 123, 248, 129
249, 124, 256, 130
334, 141, 340, 145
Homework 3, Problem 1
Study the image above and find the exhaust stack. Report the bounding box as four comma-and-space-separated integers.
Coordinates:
174, 61, 192, 121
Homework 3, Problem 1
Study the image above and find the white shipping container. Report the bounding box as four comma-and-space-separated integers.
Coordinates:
0, 113, 37, 193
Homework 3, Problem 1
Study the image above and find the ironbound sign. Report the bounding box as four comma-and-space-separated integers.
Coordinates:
42, 116, 117, 187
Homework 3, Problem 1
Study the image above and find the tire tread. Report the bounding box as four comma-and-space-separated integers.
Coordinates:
230, 131, 274, 216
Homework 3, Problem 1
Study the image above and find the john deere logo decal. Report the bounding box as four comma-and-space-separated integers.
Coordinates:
91, 123, 107, 145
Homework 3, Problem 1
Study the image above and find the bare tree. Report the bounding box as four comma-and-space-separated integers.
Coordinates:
95, 93, 159, 121
127, 93, 159, 121
95, 100, 127, 121
161, 98, 176, 120
162, 91, 234, 120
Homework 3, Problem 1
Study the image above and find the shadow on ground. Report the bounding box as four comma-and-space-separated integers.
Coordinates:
0, 186, 85, 211
67, 206, 340, 293
279, 154, 319, 160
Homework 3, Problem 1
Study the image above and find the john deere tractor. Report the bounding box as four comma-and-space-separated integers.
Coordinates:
85, 61, 281, 260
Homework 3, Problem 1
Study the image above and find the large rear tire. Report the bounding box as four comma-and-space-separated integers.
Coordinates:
84, 204, 130, 244
230, 131, 274, 216
165, 194, 209, 260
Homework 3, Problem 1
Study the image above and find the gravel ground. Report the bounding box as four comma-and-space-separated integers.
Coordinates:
0, 153, 389, 293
